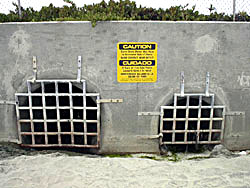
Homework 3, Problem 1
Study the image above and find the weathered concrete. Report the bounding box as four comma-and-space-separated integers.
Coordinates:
0, 21, 249, 152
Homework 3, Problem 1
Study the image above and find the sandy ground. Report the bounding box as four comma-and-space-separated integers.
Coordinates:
0, 145, 250, 188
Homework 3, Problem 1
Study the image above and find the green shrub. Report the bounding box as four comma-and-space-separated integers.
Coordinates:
0, 0, 249, 26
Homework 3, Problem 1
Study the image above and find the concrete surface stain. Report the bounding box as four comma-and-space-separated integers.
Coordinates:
8, 30, 31, 59
237, 72, 250, 87
194, 34, 217, 54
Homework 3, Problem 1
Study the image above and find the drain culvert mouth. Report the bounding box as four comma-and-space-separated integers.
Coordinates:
16, 80, 100, 148
160, 93, 225, 151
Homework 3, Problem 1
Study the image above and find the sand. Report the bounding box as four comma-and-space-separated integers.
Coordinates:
0, 151, 250, 188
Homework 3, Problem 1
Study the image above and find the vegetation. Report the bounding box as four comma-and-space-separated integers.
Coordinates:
0, 0, 249, 26
139, 155, 160, 161
162, 153, 181, 162
104, 154, 133, 158
187, 156, 210, 160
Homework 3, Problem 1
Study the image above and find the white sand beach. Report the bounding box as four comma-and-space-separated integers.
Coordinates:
0, 150, 250, 188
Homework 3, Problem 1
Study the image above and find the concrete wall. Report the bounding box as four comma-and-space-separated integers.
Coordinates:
0, 21, 249, 152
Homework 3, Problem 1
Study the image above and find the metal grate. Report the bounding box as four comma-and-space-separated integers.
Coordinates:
15, 80, 100, 148
160, 93, 225, 145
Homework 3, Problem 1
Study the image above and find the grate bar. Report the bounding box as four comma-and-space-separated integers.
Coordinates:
15, 93, 99, 97
19, 119, 98, 123
69, 82, 74, 144
15, 95, 22, 143
184, 96, 189, 142
27, 82, 35, 145
159, 107, 164, 145
18, 107, 98, 110
55, 81, 62, 145
172, 94, 178, 142
162, 130, 221, 133
196, 95, 202, 142
21, 144, 99, 148
163, 118, 223, 121
161, 106, 224, 109
208, 95, 214, 142
175, 93, 214, 97
96, 95, 101, 146
41, 82, 48, 144
27, 80, 86, 83
162, 141, 221, 145
20, 132, 98, 136
83, 81, 87, 145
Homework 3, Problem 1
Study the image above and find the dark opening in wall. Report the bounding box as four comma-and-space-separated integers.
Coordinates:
60, 135, 70, 144
48, 135, 58, 144
17, 81, 99, 149
59, 96, 70, 106
47, 122, 58, 132
61, 122, 71, 132
44, 83, 55, 93
22, 135, 32, 144
34, 122, 44, 132
161, 95, 224, 152
74, 135, 84, 145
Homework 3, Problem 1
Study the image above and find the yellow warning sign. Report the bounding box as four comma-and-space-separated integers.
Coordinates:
117, 42, 157, 83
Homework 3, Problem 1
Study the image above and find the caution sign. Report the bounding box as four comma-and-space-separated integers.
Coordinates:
117, 42, 157, 83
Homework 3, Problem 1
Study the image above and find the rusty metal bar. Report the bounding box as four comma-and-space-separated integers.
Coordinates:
21, 132, 98, 135
208, 95, 214, 142
138, 112, 161, 116
97, 99, 123, 103
15, 95, 22, 144
21, 144, 99, 148
20, 144, 97, 147
27, 81, 35, 145
19, 119, 98, 123
15, 93, 99, 97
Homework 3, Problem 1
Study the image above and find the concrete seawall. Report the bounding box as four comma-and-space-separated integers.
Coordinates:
0, 21, 249, 153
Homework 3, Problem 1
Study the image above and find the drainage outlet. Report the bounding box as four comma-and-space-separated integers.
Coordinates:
15, 80, 100, 148
160, 93, 225, 145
